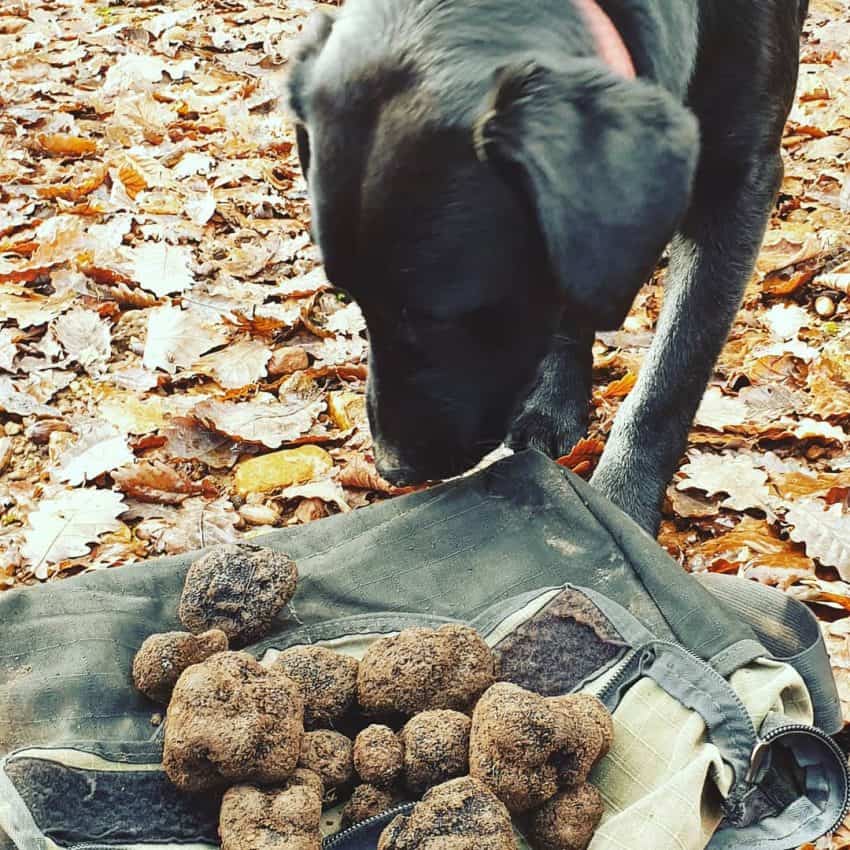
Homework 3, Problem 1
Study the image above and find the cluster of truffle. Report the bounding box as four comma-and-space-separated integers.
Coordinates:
131, 543, 612, 850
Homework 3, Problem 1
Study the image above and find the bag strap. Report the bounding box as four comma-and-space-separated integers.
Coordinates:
695, 573, 842, 735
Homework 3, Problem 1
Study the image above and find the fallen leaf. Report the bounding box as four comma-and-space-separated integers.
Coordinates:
677, 451, 771, 511
112, 460, 203, 504
100, 392, 165, 434
161, 416, 241, 469
787, 499, 850, 579
193, 394, 325, 449
277, 479, 350, 512
37, 133, 98, 157
556, 438, 605, 478
22, 488, 126, 577
131, 241, 195, 298
142, 305, 227, 373
52, 307, 111, 374
133, 496, 240, 554
694, 387, 748, 432
53, 422, 134, 485
194, 338, 271, 389
596, 372, 637, 400
0, 376, 59, 417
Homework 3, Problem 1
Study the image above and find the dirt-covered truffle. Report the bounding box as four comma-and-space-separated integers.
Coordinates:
401, 710, 471, 793
132, 629, 228, 703
527, 784, 604, 850
546, 694, 614, 786
163, 651, 304, 792
469, 683, 576, 813
353, 724, 404, 788
273, 645, 359, 728
179, 544, 297, 646
220, 782, 322, 850
378, 777, 517, 850
341, 784, 395, 829
298, 729, 354, 790
358, 625, 495, 716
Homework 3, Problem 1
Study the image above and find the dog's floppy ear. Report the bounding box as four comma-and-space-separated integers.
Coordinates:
476, 61, 699, 329
287, 10, 336, 178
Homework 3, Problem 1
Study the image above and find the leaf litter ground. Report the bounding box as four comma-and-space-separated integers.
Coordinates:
1, 0, 850, 840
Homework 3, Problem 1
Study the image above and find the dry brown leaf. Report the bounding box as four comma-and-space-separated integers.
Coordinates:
193, 395, 324, 449
37, 133, 98, 157
596, 372, 637, 400
112, 460, 203, 504
556, 438, 605, 478
53, 422, 134, 486
131, 242, 195, 298
142, 305, 227, 373
677, 452, 771, 511
133, 496, 240, 555
194, 338, 272, 389
161, 417, 241, 469
22, 488, 126, 577
37, 167, 108, 201
787, 499, 850, 578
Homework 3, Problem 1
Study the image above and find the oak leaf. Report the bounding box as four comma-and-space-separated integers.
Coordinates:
22, 489, 126, 577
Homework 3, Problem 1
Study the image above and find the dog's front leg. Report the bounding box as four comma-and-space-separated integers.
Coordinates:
591, 154, 784, 534
507, 324, 594, 458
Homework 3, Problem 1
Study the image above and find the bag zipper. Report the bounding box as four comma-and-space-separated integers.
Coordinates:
745, 722, 850, 836
322, 802, 415, 849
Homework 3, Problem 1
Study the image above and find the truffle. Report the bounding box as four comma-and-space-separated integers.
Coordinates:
353, 725, 404, 788
298, 729, 354, 790
341, 784, 395, 829
377, 777, 517, 850
401, 710, 471, 793
163, 651, 304, 792
220, 782, 322, 850
527, 784, 604, 850
132, 629, 228, 703
358, 625, 495, 716
469, 683, 573, 813
273, 645, 359, 728
179, 544, 297, 646
546, 694, 614, 786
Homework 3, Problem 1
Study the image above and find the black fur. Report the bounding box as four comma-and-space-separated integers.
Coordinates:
288, 0, 807, 532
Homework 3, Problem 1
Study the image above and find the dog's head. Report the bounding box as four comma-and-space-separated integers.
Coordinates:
288, 9, 698, 484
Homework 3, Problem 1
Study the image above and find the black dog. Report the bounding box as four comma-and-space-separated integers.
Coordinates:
288, 0, 808, 533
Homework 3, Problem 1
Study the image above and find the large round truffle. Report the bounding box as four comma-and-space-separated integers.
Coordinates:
401, 710, 471, 793
273, 645, 359, 728
163, 651, 304, 792
353, 725, 404, 788
220, 782, 322, 850
132, 629, 228, 703
469, 683, 575, 813
341, 784, 395, 830
546, 694, 614, 787
179, 544, 297, 646
527, 784, 604, 850
298, 729, 354, 790
377, 777, 517, 850
358, 625, 495, 716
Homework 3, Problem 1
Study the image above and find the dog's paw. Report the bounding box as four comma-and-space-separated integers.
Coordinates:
590, 457, 663, 536
506, 406, 586, 460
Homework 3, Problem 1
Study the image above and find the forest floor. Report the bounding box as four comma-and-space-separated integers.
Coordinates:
1, 1, 850, 839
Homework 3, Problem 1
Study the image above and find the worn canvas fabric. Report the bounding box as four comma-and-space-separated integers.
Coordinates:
0, 451, 846, 850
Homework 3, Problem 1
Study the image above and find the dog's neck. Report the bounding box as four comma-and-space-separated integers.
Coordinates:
572, 0, 636, 79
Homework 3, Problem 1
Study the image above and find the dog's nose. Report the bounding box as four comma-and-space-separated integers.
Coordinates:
374, 444, 420, 486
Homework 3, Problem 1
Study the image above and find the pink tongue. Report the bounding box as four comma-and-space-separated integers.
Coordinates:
573, 0, 637, 80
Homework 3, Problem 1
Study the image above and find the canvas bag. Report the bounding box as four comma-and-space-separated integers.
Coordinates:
0, 450, 847, 850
